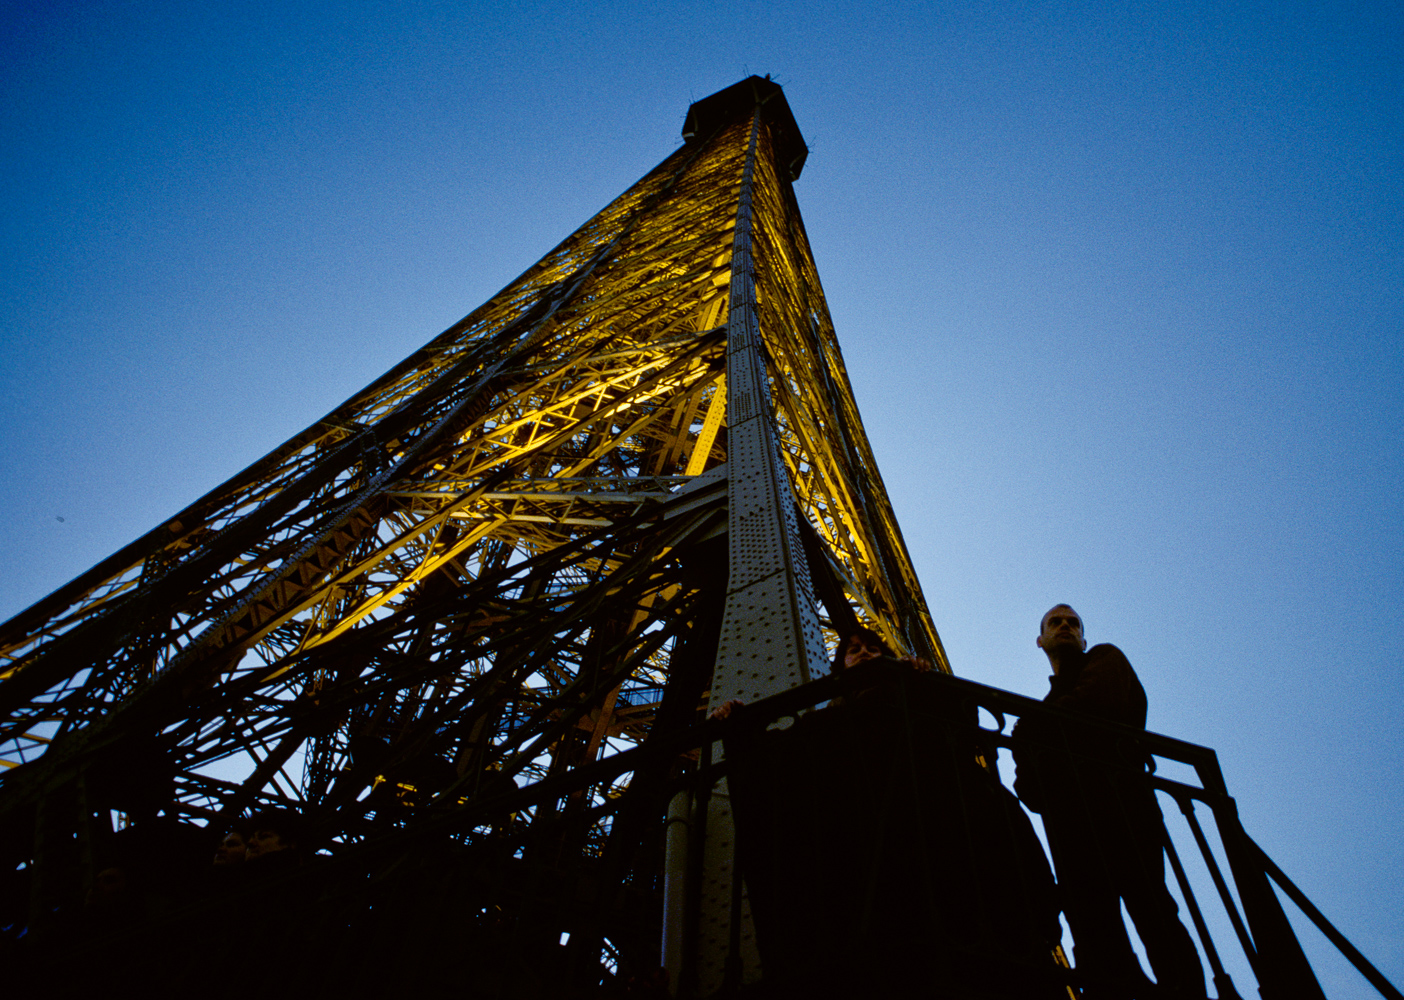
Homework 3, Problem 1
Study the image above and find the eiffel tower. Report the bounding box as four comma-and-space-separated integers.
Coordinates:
2, 73, 1384, 1000
0, 77, 946, 992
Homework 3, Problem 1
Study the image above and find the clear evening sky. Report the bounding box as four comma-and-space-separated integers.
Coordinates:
2, 3, 1399, 994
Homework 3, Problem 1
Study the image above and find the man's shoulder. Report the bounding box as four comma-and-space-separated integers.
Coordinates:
1084, 643, 1141, 680
1086, 642, 1130, 663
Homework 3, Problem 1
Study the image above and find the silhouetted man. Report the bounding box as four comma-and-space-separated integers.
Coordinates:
1013, 605, 1205, 999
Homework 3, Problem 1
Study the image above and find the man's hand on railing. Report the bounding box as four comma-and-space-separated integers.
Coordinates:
708, 699, 745, 721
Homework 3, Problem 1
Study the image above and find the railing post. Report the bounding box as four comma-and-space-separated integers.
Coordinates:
1199, 767, 1325, 1000
1159, 803, 1242, 1000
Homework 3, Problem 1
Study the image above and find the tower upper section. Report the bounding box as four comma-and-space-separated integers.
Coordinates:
682, 75, 809, 181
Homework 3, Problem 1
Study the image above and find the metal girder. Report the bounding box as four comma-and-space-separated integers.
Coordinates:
0, 76, 948, 990
692, 111, 827, 994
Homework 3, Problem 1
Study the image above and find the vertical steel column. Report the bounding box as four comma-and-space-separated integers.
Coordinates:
691, 110, 829, 996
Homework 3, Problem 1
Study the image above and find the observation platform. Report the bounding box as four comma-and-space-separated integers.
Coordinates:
5, 664, 1396, 1000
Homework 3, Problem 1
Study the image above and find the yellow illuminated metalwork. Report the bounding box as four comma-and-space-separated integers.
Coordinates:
0, 81, 945, 874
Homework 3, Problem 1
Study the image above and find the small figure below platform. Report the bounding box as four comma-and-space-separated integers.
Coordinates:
723, 635, 1065, 998
828, 627, 933, 706
708, 627, 932, 721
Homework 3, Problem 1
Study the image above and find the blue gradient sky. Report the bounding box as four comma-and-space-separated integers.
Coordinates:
2, 2, 1400, 993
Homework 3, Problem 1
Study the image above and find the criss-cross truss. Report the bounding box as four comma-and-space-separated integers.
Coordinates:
0, 79, 944, 900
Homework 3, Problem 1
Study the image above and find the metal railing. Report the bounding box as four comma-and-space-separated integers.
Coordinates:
686, 662, 1402, 1000
5, 661, 1399, 999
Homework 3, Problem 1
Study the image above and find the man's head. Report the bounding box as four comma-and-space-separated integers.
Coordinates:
833, 627, 894, 673
1037, 604, 1086, 661
213, 827, 248, 866
245, 809, 302, 860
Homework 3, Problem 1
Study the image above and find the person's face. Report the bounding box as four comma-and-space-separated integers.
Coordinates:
245, 828, 291, 860
842, 635, 887, 670
214, 831, 247, 866
1037, 606, 1086, 654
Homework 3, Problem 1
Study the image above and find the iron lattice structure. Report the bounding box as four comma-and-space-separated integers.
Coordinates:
0, 77, 945, 989
0, 78, 1388, 1000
